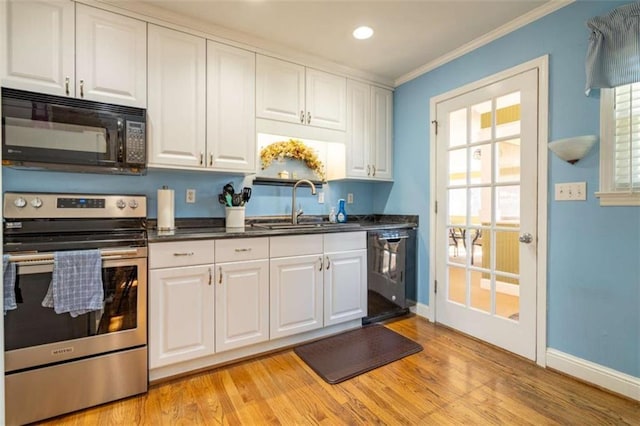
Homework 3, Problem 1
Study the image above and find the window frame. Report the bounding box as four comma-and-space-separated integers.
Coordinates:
595, 85, 640, 206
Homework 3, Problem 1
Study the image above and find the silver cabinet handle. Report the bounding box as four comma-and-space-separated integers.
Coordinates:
200, 153, 204, 165
307, 111, 311, 124
80, 79, 84, 98
519, 233, 533, 244
300, 110, 305, 123
65, 77, 70, 96
326, 256, 330, 270
209, 153, 213, 166
367, 165, 371, 176
318, 257, 323, 271
173, 252, 194, 256
208, 268, 212, 286
372, 165, 376, 176
235, 248, 252, 252
218, 266, 223, 284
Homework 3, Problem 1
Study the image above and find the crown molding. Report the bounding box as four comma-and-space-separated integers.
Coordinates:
88, 0, 395, 88
394, 0, 574, 87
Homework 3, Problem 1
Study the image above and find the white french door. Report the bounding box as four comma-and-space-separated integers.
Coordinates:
434, 68, 538, 360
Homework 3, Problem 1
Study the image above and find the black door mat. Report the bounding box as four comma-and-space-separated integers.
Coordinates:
293, 324, 423, 384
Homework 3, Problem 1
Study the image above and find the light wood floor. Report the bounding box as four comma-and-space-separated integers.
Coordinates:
42, 316, 639, 425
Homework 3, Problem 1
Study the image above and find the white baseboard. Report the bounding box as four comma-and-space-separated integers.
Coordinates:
480, 278, 520, 296
546, 348, 640, 401
412, 303, 431, 321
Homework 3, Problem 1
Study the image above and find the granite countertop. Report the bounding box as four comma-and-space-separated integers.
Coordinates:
147, 214, 418, 242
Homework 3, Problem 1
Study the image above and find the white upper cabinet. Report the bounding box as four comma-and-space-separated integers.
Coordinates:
256, 55, 346, 131
346, 80, 393, 180
75, 4, 147, 108
147, 24, 206, 168
1, 0, 74, 96
207, 41, 256, 172
1, 1, 146, 108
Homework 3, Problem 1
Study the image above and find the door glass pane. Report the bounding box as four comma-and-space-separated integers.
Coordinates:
449, 148, 467, 185
470, 144, 491, 184
448, 188, 466, 225
449, 108, 467, 147
448, 266, 466, 305
448, 227, 465, 265
470, 187, 491, 226
470, 270, 490, 313
495, 275, 520, 321
496, 186, 520, 222
495, 92, 521, 138
495, 230, 520, 276
471, 100, 492, 143
496, 139, 521, 183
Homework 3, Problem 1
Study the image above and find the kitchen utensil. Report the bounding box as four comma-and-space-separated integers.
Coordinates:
225, 193, 233, 207
232, 193, 243, 206
223, 182, 235, 195
218, 194, 226, 205
242, 187, 252, 203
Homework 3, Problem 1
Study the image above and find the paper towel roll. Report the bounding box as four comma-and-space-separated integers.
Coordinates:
157, 188, 175, 230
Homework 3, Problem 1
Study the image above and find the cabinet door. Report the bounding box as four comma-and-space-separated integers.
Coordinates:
147, 25, 206, 168
305, 68, 346, 131
324, 249, 367, 326
215, 260, 269, 352
256, 55, 305, 125
207, 41, 256, 172
75, 4, 147, 108
346, 80, 370, 178
0, 0, 74, 96
270, 255, 323, 339
149, 265, 214, 368
370, 86, 393, 180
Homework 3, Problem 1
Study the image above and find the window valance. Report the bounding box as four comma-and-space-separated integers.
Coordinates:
585, 2, 640, 95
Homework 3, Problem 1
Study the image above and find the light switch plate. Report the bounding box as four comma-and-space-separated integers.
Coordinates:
554, 182, 586, 201
347, 193, 354, 204
186, 189, 196, 203
317, 192, 325, 204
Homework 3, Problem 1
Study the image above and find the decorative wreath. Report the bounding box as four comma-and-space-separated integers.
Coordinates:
260, 139, 325, 180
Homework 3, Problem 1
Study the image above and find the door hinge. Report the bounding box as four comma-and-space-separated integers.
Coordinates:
431, 119, 438, 135
434, 280, 438, 294
435, 201, 438, 214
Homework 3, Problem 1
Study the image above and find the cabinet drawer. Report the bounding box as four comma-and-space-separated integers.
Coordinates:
270, 234, 323, 258
149, 240, 215, 269
215, 238, 269, 263
324, 231, 366, 252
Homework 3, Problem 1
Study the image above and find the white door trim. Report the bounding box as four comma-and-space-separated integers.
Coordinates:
428, 55, 548, 367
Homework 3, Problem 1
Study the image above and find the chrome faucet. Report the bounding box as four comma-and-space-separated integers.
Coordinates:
291, 179, 317, 224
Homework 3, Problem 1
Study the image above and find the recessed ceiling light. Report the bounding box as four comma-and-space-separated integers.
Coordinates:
353, 26, 374, 40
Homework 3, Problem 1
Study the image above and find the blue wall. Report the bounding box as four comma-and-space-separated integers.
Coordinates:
3, 168, 375, 218
388, 1, 639, 377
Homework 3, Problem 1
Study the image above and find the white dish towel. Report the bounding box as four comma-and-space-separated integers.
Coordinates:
42, 250, 104, 317
3, 254, 17, 315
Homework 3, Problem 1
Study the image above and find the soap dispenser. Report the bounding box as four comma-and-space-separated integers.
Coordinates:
329, 207, 337, 223
336, 199, 347, 223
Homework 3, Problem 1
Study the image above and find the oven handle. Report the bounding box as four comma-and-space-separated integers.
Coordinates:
6, 248, 142, 265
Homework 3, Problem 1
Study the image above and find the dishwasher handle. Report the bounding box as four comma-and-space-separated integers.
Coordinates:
377, 235, 409, 242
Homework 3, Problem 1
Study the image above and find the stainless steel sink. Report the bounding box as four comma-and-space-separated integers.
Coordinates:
251, 222, 361, 230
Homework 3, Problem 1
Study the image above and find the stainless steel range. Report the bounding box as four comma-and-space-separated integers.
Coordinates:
3, 192, 148, 425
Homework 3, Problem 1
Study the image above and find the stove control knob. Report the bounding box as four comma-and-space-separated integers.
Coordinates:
13, 197, 27, 208
129, 199, 139, 209
30, 197, 43, 209
116, 199, 127, 209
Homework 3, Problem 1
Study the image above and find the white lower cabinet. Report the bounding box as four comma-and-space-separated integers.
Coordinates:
148, 241, 215, 369
214, 238, 269, 352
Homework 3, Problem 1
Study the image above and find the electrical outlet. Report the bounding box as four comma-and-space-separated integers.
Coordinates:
347, 193, 354, 204
317, 192, 325, 204
186, 189, 196, 203
554, 182, 586, 201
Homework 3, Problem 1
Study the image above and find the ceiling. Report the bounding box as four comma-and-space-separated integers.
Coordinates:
116, 0, 563, 86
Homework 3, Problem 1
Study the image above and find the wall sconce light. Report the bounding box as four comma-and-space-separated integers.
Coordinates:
548, 135, 598, 164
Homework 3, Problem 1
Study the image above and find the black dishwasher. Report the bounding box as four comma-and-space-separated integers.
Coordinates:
363, 228, 417, 324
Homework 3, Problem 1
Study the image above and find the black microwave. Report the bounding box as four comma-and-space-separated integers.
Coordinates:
1, 88, 146, 175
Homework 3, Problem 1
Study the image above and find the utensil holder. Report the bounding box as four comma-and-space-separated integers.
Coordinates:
225, 206, 245, 230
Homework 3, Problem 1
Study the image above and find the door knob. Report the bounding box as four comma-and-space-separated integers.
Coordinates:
519, 233, 533, 244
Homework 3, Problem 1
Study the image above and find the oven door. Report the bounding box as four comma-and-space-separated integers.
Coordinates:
2, 93, 122, 168
4, 250, 147, 373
